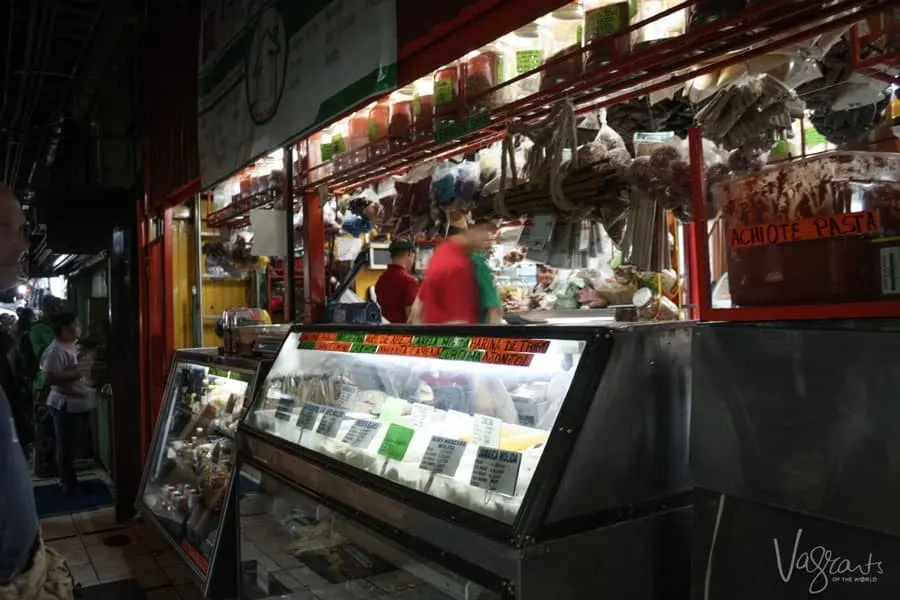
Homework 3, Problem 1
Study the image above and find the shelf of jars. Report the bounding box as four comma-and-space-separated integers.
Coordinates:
850, 16, 900, 85
297, 0, 893, 196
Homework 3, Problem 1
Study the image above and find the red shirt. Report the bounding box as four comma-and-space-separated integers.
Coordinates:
374, 264, 419, 323
419, 239, 479, 324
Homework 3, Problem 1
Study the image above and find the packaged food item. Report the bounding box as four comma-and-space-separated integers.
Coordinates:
633, 287, 680, 321
412, 77, 435, 140
541, 2, 585, 90
433, 63, 460, 125
583, 0, 631, 71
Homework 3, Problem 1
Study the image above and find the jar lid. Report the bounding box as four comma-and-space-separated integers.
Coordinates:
552, 3, 584, 20
632, 287, 654, 308
514, 23, 541, 38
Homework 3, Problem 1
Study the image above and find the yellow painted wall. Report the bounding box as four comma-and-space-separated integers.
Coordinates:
171, 216, 194, 350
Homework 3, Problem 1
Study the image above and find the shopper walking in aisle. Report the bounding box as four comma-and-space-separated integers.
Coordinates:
0, 316, 31, 453
373, 240, 419, 324
0, 184, 75, 600
30, 296, 65, 478
41, 313, 89, 496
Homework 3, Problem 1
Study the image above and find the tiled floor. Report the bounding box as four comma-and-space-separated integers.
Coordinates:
41, 507, 203, 600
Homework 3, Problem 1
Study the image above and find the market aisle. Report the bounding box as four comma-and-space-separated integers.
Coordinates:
40, 506, 203, 600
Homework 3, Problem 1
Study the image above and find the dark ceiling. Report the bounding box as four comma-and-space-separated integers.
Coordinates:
0, 0, 143, 276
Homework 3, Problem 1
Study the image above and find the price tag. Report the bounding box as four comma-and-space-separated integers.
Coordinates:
295, 403, 322, 431
418, 436, 466, 476
409, 403, 434, 429
274, 397, 295, 422
337, 384, 358, 409
316, 408, 345, 438
469, 447, 522, 496
342, 420, 381, 448
377, 424, 415, 461
472, 415, 502, 448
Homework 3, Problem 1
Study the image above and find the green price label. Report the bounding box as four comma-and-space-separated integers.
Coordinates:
297, 341, 316, 350
336, 332, 367, 343
439, 348, 484, 362
516, 50, 542, 74
320, 142, 334, 162
585, 3, 627, 40
378, 424, 415, 461
331, 133, 346, 153
433, 112, 491, 144
434, 78, 455, 106
350, 343, 378, 354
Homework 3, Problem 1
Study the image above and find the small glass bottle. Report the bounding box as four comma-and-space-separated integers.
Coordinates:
583, 0, 631, 71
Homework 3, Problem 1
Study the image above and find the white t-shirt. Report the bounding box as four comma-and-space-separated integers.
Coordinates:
40, 340, 84, 411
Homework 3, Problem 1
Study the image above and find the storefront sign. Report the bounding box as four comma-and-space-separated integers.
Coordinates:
419, 436, 466, 476
470, 447, 521, 496
377, 423, 415, 461
342, 419, 381, 448
198, 0, 398, 187
728, 211, 881, 249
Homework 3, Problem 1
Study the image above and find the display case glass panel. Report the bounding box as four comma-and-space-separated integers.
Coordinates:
141, 356, 257, 574
237, 464, 500, 600
245, 330, 585, 524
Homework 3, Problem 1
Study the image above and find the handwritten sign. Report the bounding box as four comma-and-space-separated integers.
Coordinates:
469, 337, 550, 354
481, 352, 534, 367
419, 437, 467, 476
377, 424, 415, 461
473, 415, 502, 448
337, 384, 358, 409
409, 403, 435, 429
342, 419, 381, 448
316, 408, 345, 438
295, 403, 322, 431
470, 447, 522, 496
729, 211, 881, 249
274, 397, 295, 422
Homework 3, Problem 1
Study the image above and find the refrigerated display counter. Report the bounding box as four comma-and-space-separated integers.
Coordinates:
235, 323, 693, 600
137, 350, 269, 599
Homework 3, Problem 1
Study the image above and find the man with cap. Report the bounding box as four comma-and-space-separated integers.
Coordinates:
373, 239, 419, 324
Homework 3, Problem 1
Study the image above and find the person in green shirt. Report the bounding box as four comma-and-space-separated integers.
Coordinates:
30, 296, 65, 396
471, 251, 502, 324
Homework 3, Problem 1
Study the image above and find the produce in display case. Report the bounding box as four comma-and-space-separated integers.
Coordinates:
138, 351, 266, 597
237, 324, 693, 599
236, 465, 500, 600
245, 328, 585, 524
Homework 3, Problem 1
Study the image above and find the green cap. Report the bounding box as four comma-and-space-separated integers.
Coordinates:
389, 239, 415, 253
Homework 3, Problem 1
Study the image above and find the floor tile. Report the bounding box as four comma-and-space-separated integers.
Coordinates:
71, 564, 99, 588
82, 530, 150, 559
175, 583, 203, 600
48, 537, 90, 567
92, 553, 159, 583
146, 588, 181, 600
134, 567, 170, 590
162, 563, 194, 586
40, 515, 77, 541
73, 507, 128, 535
154, 549, 180, 568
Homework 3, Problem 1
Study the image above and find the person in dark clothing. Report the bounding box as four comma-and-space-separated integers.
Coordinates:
0, 325, 31, 452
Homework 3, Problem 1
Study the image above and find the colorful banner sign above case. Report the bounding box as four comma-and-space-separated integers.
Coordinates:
297, 331, 551, 366
197, 0, 398, 187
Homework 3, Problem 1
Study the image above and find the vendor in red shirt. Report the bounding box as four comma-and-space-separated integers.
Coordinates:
416, 220, 494, 324
374, 239, 419, 323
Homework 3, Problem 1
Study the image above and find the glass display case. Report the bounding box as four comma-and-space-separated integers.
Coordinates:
138, 351, 267, 598
236, 464, 501, 600
246, 328, 585, 525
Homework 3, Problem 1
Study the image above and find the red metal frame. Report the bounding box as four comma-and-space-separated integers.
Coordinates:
850, 19, 900, 84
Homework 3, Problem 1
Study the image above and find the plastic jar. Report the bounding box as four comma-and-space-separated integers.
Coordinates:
389, 88, 414, 148
583, 0, 631, 70
635, 0, 685, 48
368, 99, 390, 157
501, 23, 543, 101
466, 44, 505, 112
330, 119, 350, 171
542, 2, 585, 90
412, 77, 435, 140
433, 63, 460, 125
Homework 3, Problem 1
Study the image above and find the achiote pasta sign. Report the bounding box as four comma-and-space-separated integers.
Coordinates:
728, 210, 881, 249
198, 0, 398, 188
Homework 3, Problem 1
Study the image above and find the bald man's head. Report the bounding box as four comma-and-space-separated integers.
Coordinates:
0, 184, 28, 290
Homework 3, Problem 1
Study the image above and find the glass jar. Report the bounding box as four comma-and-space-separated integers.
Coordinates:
583, 0, 631, 71
635, 0, 685, 48
542, 2, 585, 90
500, 24, 543, 101
368, 99, 390, 157
433, 62, 460, 125
412, 77, 435, 140
466, 44, 505, 112
389, 88, 414, 148
331, 119, 350, 171
687, 0, 746, 32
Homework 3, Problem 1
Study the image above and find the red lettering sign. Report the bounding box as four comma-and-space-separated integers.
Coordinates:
729, 210, 881, 249
364, 334, 415, 346
314, 341, 352, 352
481, 352, 534, 367
469, 337, 550, 354
376, 345, 443, 358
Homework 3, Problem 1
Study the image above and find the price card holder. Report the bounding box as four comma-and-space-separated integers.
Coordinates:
295, 403, 322, 444
472, 414, 502, 448
377, 423, 415, 475
409, 403, 435, 429
419, 436, 467, 492
469, 447, 522, 497
274, 397, 295, 422
341, 419, 381, 449
316, 408, 345, 438
337, 384, 358, 409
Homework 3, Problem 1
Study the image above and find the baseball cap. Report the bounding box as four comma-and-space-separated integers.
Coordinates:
389, 239, 415, 253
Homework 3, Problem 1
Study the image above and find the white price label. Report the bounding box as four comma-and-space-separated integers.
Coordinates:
274, 397, 295, 422
316, 408, 345, 438
337, 384, 359, 409
409, 403, 435, 429
472, 415, 502, 448
342, 420, 381, 448
418, 436, 467, 476
295, 403, 322, 430
469, 447, 522, 496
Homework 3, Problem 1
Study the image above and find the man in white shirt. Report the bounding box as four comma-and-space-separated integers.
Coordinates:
40, 312, 84, 494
